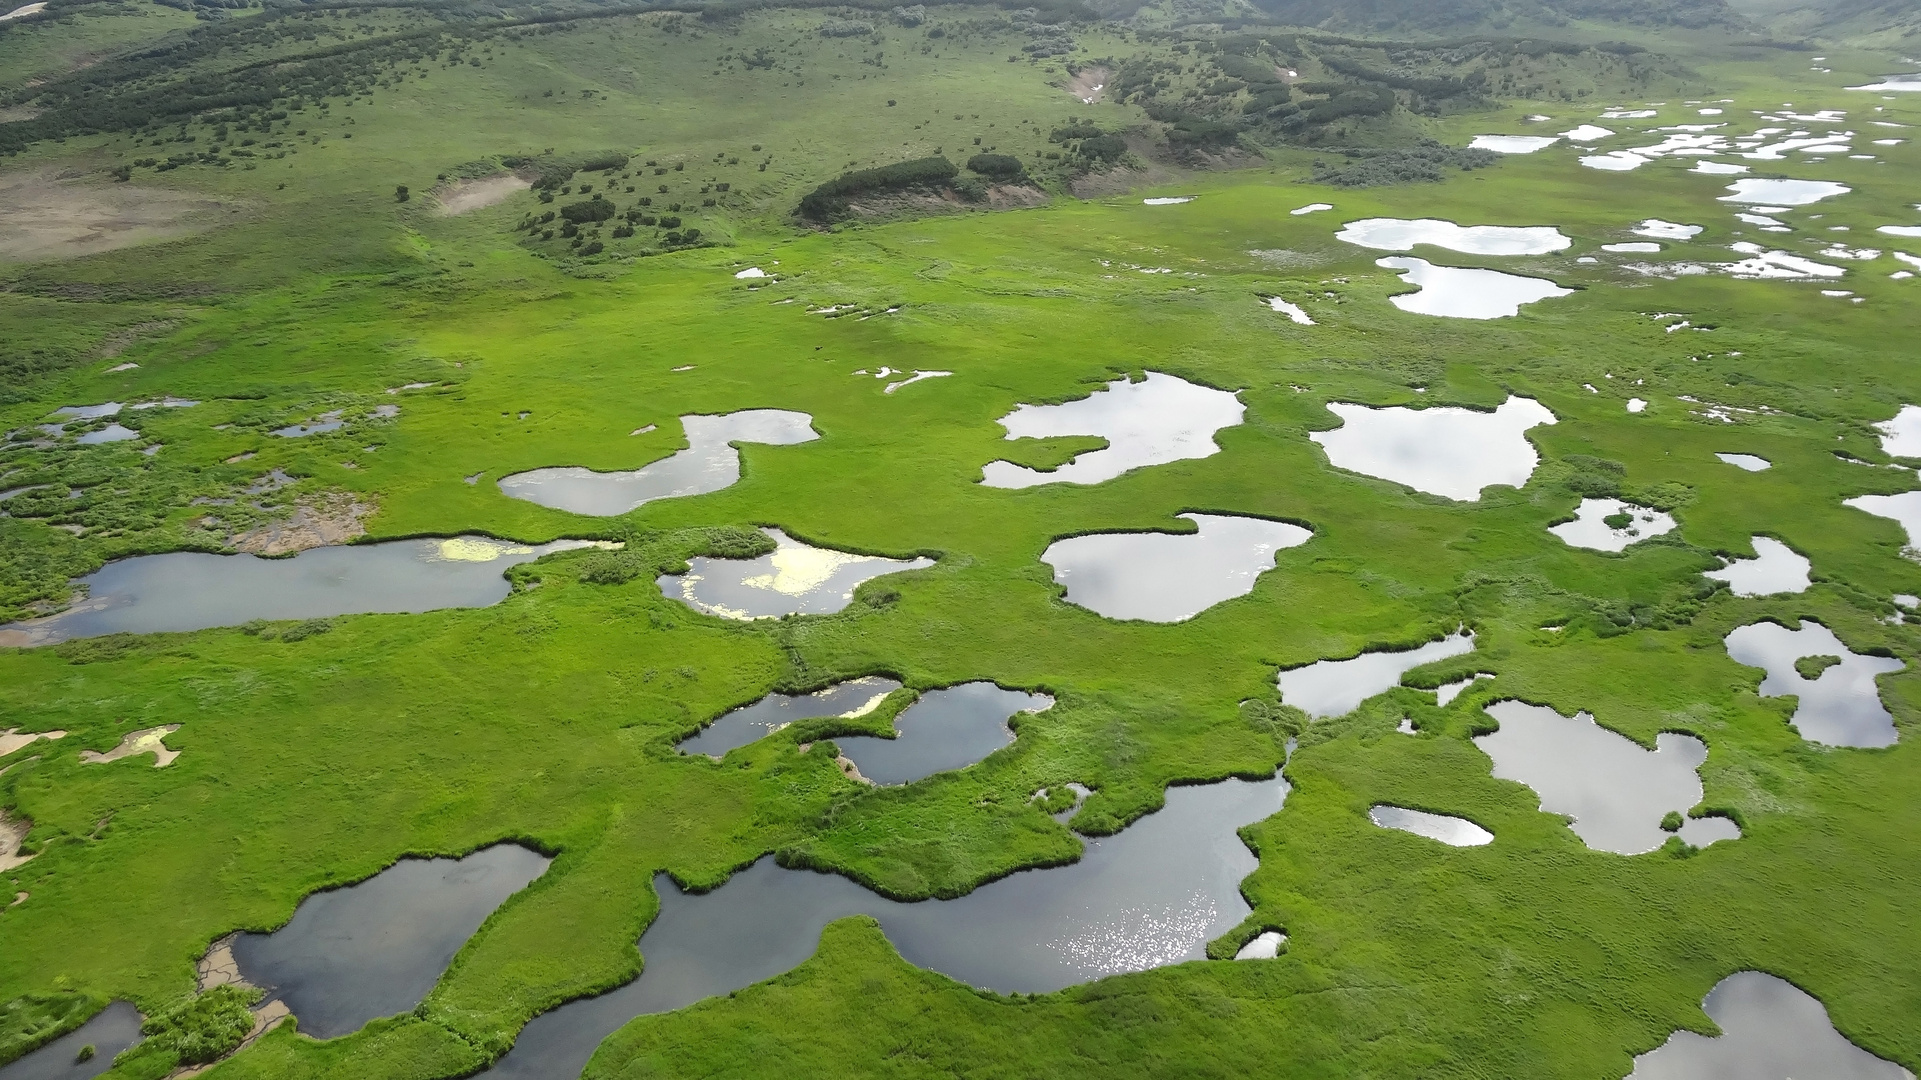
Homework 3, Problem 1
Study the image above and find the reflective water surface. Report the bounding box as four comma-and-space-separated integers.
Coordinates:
836, 682, 1052, 785
1337, 218, 1571, 255
1723, 620, 1904, 747
1375, 258, 1573, 319
657, 528, 933, 620
1718, 178, 1852, 205
1628, 971, 1914, 1080
981, 372, 1244, 489
0, 1002, 142, 1080
1548, 498, 1677, 552
1714, 452, 1771, 471
1368, 805, 1493, 846
1873, 404, 1921, 457
1042, 514, 1313, 622
678, 677, 902, 758
1311, 395, 1557, 502
0, 537, 604, 646
1705, 536, 1811, 596
232, 844, 551, 1039
498, 410, 818, 516
484, 774, 1287, 1079
1278, 630, 1476, 719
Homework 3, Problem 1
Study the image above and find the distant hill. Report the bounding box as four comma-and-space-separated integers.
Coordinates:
1234, 0, 1746, 33
1724, 0, 1921, 44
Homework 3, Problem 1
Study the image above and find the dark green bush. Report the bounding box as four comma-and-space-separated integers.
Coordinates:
798, 156, 957, 220
559, 196, 615, 224
140, 986, 256, 1067
965, 153, 1024, 179
1078, 134, 1126, 162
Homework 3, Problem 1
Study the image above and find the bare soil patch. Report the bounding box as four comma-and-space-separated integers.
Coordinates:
435, 174, 531, 215
0, 728, 65, 758
230, 493, 373, 555
1067, 66, 1111, 104
0, 168, 227, 262
1, 809, 35, 872
81, 724, 181, 768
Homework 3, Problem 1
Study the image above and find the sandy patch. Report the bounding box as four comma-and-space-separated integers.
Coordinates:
230, 493, 373, 555
81, 724, 181, 767
197, 933, 259, 991
0, 168, 227, 262
0, 728, 65, 758
985, 183, 1047, 209
1067, 66, 1110, 104
0, 809, 34, 872
835, 754, 875, 785
435, 174, 531, 215
0, 3, 48, 21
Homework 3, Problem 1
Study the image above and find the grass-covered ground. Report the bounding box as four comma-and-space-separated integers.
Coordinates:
1, 1, 1919, 1076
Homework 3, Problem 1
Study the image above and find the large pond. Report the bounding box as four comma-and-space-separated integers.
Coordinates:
497, 411, 818, 516
1718, 178, 1852, 206
678, 677, 901, 758
230, 844, 551, 1039
657, 528, 933, 620
1468, 135, 1560, 154
1548, 498, 1676, 552
1278, 630, 1476, 719
980, 372, 1244, 489
1336, 218, 1572, 255
1705, 536, 1811, 596
1310, 395, 1558, 502
0, 1001, 142, 1080
0, 537, 607, 647
483, 773, 1287, 1079
1375, 258, 1573, 319
1041, 514, 1313, 622
1475, 701, 1735, 854
1627, 971, 1913, 1079
1723, 620, 1904, 748
836, 682, 1053, 785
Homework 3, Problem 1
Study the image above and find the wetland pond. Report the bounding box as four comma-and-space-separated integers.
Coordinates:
1715, 452, 1771, 471
1549, 499, 1676, 552
229, 844, 550, 1039
1311, 395, 1557, 502
0, 537, 608, 646
1337, 218, 1572, 255
1368, 806, 1492, 846
0, 1001, 142, 1080
498, 410, 817, 516
484, 774, 1287, 1080
835, 682, 1052, 785
679, 677, 900, 758
1278, 630, 1476, 719
1718, 178, 1852, 206
657, 528, 933, 620
1704, 536, 1810, 596
1375, 258, 1572, 319
1475, 701, 1737, 854
981, 372, 1243, 488
1041, 514, 1313, 622
1723, 619, 1903, 747
1628, 971, 1914, 1080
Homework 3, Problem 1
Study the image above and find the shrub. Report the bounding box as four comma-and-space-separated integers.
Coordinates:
797, 156, 956, 220
559, 196, 616, 224
1079, 134, 1126, 162
578, 240, 604, 256
141, 986, 256, 1066
1049, 121, 1102, 143
394, 184, 409, 202
965, 153, 1024, 179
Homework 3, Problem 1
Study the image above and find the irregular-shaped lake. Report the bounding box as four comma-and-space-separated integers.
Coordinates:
1475, 700, 1729, 855
1368, 805, 1492, 846
1278, 630, 1476, 719
1375, 258, 1573, 319
1468, 135, 1560, 154
1845, 489, 1921, 551
1634, 220, 1703, 240
482, 773, 1287, 1079
836, 682, 1052, 785
1311, 395, 1557, 502
678, 677, 902, 759
1337, 218, 1572, 255
498, 410, 818, 516
0, 537, 608, 647
1041, 514, 1313, 622
1873, 404, 1921, 457
1718, 178, 1852, 206
657, 528, 933, 620
1628, 971, 1913, 1079
980, 372, 1244, 489
0, 1001, 142, 1080
1705, 536, 1810, 596
1723, 620, 1904, 747
231, 844, 550, 1039
1548, 498, 1677, 552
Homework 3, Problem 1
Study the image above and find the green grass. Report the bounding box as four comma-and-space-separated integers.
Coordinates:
1, 8, 1919, 1079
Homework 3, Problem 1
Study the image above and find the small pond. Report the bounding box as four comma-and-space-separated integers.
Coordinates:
678, 677, 902, 759
1627, 971, 1913, 1079
1846, 490, 1921, 551
1705, 536, 1810, 596
1469, 135, 1560, 153
498, 410, 818, 516
1475, 701, 1730, 855
1715, 452, 1771, 471
483, 773, 1287, 1079
1041, 513, 1313, 623
657, 528, 933, 620
1338, 218, 1571, 255
1368, 805, 1492, 846
1561, 124, 1614, 141
0, 1001, 142, 1080
981, 372, 1244, 489
1375, 258, 1573, 319
1311, 395, 1558, 502
1873, 404, 1921, 457
1723, 619, 1904, 747
1847, 73, 1921, 92
836, 682, 1053, 785
230, 844, 551, 1039
1278, 630, 1476, 719
0, 537, 606, 646
1548, 498, 1677, 552
1718, 178, 1852, 206
1635, 220, 1702, 239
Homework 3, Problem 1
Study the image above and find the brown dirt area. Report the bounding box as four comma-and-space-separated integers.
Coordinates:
81, 724, 182, 768
230, 492, 373, 555
1, 808, 35, 872
0, 167, 228, 262
1066, 66, 1111, 104
434, 174, 531, 215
